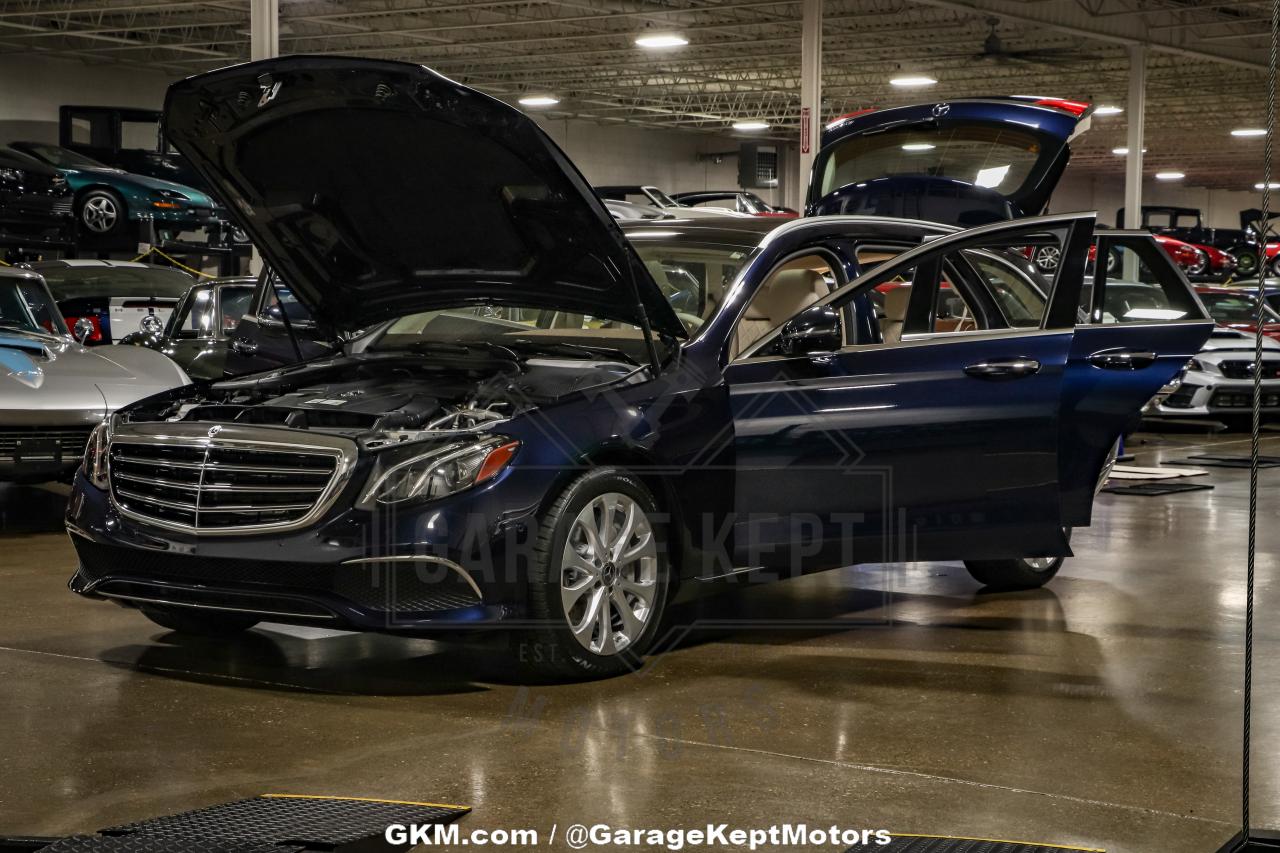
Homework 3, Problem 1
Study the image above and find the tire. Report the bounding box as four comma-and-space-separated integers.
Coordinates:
1237, 249, 1260, 277
1187, 250, 1208, 277
1270, 255, 1280, 278
965, 529, 1069, 590
519, 468, 671, 679
1033, 245, 1061, 274
140, 605, 259, 636
1105, 247, 1122, 275
77, 189, 127, 238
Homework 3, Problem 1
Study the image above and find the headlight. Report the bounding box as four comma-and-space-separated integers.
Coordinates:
358, 437, 519, 508
81, 422, 110, 489
0, 168, 21, 182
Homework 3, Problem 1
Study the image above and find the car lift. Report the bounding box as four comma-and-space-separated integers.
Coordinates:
0, 795, 469, 853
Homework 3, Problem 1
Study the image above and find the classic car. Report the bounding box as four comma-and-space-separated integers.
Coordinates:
670, 190, 796, 217
1117, 205, 1258, 276
0, 146, 74, 254
595, 184, 740, 219
65, 58, 1212, 678
1194, 285, 1280, 342
28, 259, 195, 346
0, 266, 189, 483
118, 277, 255, 380
10, 142, 226, 245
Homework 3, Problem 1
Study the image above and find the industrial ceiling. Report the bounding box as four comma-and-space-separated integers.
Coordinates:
0, 0, 1273, 190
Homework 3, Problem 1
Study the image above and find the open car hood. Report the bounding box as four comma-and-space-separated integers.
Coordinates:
808, 97, 1092, 226
163, 56, 686, 338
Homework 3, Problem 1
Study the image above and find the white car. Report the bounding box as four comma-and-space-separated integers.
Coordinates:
1146, 326, 1280, 427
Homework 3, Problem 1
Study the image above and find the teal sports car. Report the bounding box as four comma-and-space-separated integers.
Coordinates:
8, 141, 228, 245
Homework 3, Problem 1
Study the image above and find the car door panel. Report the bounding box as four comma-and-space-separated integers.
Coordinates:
727, 329, 1074, 570
726, 213, 1093, 571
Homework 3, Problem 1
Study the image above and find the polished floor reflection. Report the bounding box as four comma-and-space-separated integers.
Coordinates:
2, 428, 1277, 852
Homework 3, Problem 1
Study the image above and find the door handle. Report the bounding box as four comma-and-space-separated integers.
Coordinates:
1087, 348, 1157, 370
964, 358, 1041, 379
230, 337, 258, 355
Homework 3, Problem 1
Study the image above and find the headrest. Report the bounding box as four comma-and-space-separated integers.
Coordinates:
883, 286, 911, 321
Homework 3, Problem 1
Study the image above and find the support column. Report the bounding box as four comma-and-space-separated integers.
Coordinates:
1123, 45, 1146, 229
798, 0, 822, 213
248, 0, 278, 275
250, 0, 279, 61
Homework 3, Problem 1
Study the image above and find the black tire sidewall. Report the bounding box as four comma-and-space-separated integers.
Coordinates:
522, 468, 671, 679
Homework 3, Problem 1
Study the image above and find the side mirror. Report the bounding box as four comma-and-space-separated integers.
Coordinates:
72, 317, 95, 344
778, 304, 842, 356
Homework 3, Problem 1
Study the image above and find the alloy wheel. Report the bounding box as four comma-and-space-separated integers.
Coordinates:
560, 492, 658, 656
1025, 557, 1058, 571
82, 195, 119, 233
1034, 245, 1060, 272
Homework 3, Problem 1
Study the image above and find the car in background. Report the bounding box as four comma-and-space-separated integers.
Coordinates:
1146, 325, 1280, 429
0, 147, 74, 254
27, 260, 195, 346
1195, 285, 1280, 341
603, 198, 671, 221
0, 266, 189, 482
118, 277, 255, 380
670, 190, 796, 217
595, 184, 740, 219
58, 105, 208, 191
9, 142, 226, 246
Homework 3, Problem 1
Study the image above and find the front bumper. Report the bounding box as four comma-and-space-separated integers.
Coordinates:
64, 467, 536, 633
1146, 373, 1280, 418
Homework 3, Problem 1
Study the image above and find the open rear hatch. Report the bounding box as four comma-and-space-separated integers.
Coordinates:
808, 97, 1092, 226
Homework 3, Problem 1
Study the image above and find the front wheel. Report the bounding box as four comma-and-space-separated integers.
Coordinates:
140, 605, 259, 636
520, 468, 671, 679
964, 554, 1064, 590
78, 189, 126, 237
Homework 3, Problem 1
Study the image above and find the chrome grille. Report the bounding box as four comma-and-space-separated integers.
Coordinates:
107, 425, 355, 534
1219, 360, 1280, 380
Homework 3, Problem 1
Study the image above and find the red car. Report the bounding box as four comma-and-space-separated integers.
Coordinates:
1195, 286, 1280, 340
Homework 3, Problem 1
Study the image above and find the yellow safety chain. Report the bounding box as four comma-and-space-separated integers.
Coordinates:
130, 246, 218, 279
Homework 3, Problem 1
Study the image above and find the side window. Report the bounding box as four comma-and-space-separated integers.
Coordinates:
964, 251, 1047, 329
732, 253, 836, 359
1146, 211, 1172, 229
1085, 235, 1205, 324
258, 274, 314, 327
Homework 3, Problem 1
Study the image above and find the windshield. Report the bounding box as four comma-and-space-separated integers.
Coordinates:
39, 266, 195, 301
0, 278, 65, 336
1198, 291, 1280, 325
371, 238, 750, 356
819, 124, 1043, 198
19, 143, 107, 170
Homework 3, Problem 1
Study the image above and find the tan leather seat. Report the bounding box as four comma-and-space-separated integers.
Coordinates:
880, 286, 911, 344
732, 268, 828, 358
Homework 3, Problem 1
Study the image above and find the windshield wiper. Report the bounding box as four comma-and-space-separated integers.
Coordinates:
405, 339, 521, 362
506, 339, 639, 365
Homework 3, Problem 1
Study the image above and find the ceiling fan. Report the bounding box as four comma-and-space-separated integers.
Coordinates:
969, 17, 1097, 66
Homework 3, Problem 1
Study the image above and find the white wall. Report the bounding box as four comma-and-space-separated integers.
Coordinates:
1049, 163, 1259, 230
0, 55, 172, 144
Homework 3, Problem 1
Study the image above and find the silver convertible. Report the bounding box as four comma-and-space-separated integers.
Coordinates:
0, 266, 189, 483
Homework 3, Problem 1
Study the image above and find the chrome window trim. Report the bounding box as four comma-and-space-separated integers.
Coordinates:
731, 327, 1075, 367
107, 422, 359, 537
